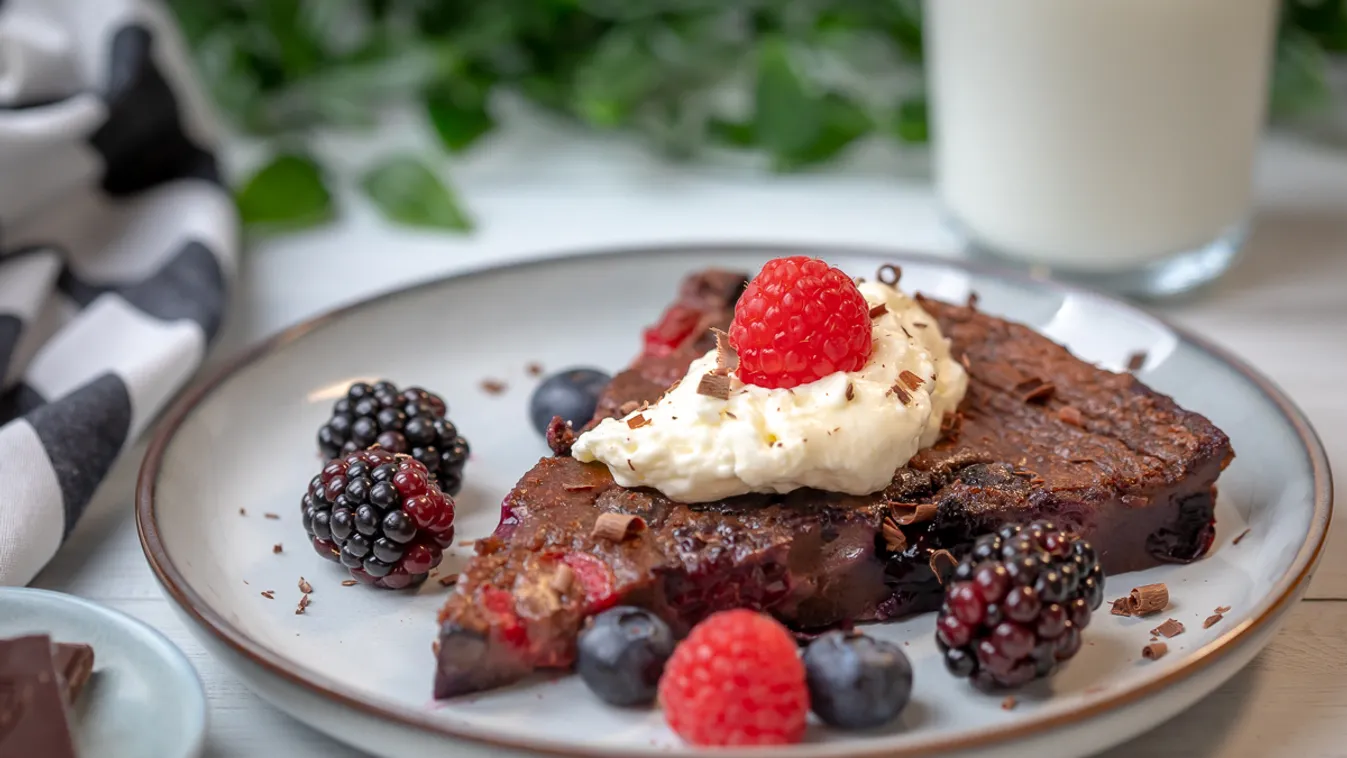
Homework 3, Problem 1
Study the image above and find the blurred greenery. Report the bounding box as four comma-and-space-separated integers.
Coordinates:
177, 0, 1345, 232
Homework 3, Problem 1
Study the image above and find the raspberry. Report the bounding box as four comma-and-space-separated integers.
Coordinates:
641, 304, 703, 358
301, 448, 455, 589
317, 380, 469, 495
658, 609, 808, 746
729, 256, 872, 389
936, 521, 1104, 690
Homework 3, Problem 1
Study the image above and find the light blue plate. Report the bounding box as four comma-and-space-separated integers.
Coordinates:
0, 587, 206, 758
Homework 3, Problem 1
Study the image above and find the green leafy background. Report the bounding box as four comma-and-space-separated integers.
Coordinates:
169, 0, 1346, 233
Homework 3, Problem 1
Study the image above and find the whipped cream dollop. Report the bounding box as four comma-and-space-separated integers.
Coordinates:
571, 281, 968, 503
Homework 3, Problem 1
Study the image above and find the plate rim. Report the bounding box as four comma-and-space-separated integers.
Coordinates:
0, 586, 208, 758
136, 242, 1334, 758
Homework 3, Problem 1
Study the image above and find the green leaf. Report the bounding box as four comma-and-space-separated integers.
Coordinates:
753, 38, 821, 159
893, 95, 929, 144
708, 118, 757, 148
771, 95, 872, 170
360, 156, 473, 232
1270, 26, 1333, 119
424, 84, 495, 153
234, 153, 334, 230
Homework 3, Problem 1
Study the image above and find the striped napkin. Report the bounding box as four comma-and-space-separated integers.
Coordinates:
0, 0, 236, 585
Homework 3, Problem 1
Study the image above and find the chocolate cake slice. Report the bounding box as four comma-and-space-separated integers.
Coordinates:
433, 269, 1232, 698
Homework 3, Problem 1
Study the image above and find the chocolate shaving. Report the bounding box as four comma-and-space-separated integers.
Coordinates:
723, 410, 737, 419
1215, 605, 1231, 614
272, 543, 283, 554
238, 508, 246, 516
881, 518, 907, 552
260, 591, 275, 599
264, 513, 280, 520
696, 372, 732, 400
877, 263, 902, 287
295, 594, 311, 615
1110, 597, 1132, 617
1203, 613, 1224, 629
1142, 642, 1168, 660
1123, 583, 1169, 616
1015, 378, 1056, 404
51, 643, 95, 704
899, 370, 924, 391
928, 549, 957, 583
845, 382, 855, 401
626, 414, 650, 429
889, 384, 912, 405
1233, 528, 1251, 545
712, 328, 738, 374
1126, 351, 1148, 372
526, 362, 544, 377
960, 354, 972, 371
913, 322, 928, 329
618, 400, 641, 415
341, 579, 358, 587
562, 483, 595, 492
890, 503, 938, 525
592, 513, 646, 542
627, 459, 635, 471
298, 577, 313, 594
1150, 618, 1185, 638
550, 564, 575, 594
868, 303, 889, 319
967, 291, 980, 309
1058, 405, 1084, 427
438, 574, 459, 587
1001, 696, 1017, 711
480, 379, 508, 395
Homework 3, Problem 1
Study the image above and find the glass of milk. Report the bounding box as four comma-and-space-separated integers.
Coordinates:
925, 0, 1280, 298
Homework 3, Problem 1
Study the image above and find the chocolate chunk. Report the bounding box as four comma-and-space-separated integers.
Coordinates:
1110, 597, 1131, 616
626, 414, 650, 429
845, 383, 854, 402
49, 644, 94, 706
1150, 618, 1185, 638
526, 362, 544, 377
480, 379, 508, 395
1142, 642, 1168, 660
1126, 351, 1148, 372
696, 373, 731, 400
868, 303, 888, 319
592, 513, 646, 542
0, 636, 78, 758
272, 544, 283, 554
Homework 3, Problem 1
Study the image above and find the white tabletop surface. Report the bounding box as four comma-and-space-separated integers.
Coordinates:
30, 115, 1347, 757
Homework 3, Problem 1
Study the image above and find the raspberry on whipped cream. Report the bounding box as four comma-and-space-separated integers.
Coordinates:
570, 279, 968, 502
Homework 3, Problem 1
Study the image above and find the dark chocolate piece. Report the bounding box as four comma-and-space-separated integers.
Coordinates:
0, 636, 78, 758
50, 644, 94, 705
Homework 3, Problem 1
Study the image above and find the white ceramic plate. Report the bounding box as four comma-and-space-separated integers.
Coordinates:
137, 246, 1331, 758
0, 587, 207, 758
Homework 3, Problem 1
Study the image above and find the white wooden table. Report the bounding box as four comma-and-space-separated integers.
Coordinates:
30, 118, 1347, 757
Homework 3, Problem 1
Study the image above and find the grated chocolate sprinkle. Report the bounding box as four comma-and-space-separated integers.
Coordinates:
264, 513, 280, 520
1233, 528, 1251, 545
869, 303, 889, 319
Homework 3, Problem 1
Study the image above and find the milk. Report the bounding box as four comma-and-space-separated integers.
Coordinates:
926, 0, 1279, 272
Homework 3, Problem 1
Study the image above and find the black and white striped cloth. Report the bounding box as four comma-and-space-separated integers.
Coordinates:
0, 0, 236, 585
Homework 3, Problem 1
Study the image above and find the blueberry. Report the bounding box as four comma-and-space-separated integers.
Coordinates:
804, 631, 913, 730
575, 606, 674, 707
528, 368, 611, 436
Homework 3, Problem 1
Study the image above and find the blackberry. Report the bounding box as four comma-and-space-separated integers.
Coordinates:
936, 520, 1103, 690
301, 447, 455, 589
317, 380, 469, 495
